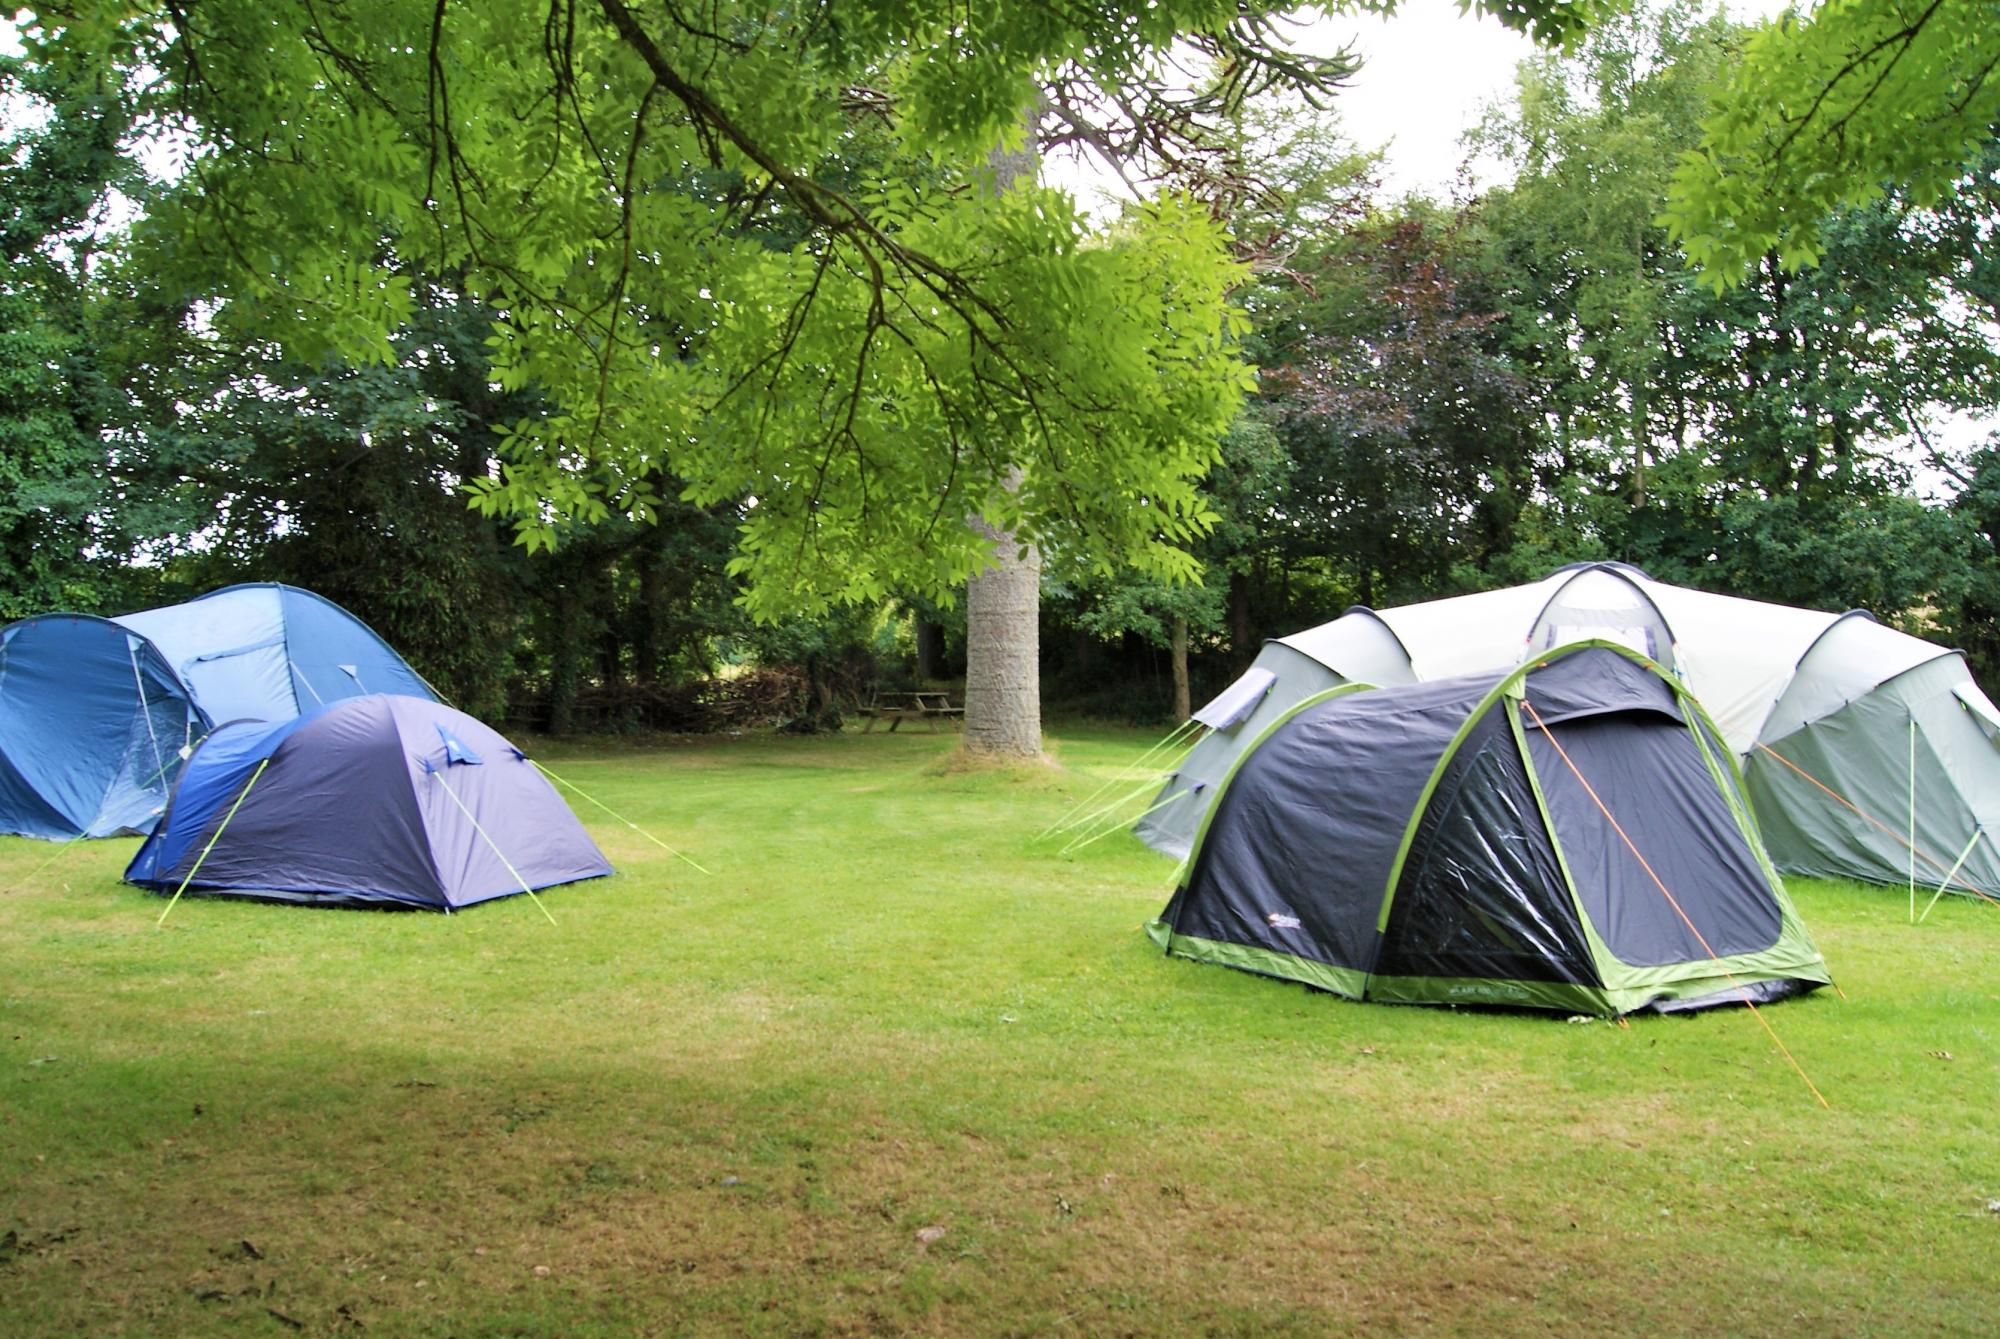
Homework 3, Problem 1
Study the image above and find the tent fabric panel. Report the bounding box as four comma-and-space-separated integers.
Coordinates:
1762, 613, 1947, 742
275, 586, 436, 708
1527, 565, 1677, 669
1580, 926, 1832, 1013
1357, 973, 1619, 1013
1373, 576, 1569, 681
1168, 674, 1485, 974
1134, 642, 1346, 860
113, 584, 437, 727
1519, 643, 1684, 728
1746, 657, 2000, 896
1526, 713, 1783, 966
1953, 682, 2000, 739
0, 617, 197, 839
152, 883, 459, 910
92, 671, 202, 837
128, 699, 446, 904
0, 751, 75, 840
1275, 608, 1419, 685
1647, 975, 1822, 1013
1376, 708, 1601, 986
0, 618, 140, 830
391, 697, 610, 907
1636, 583, 1839, 752
125, 713, 318, 882
1365, 964, 1822, 1015
117, 586, 297, 723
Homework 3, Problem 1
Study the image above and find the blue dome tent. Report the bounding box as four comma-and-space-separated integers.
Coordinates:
0, 584, 435, 840
126, 695, 611, 911
0, 616, 198, 840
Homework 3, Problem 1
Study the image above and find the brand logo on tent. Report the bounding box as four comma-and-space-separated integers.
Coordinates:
1266, 912, 1301, 929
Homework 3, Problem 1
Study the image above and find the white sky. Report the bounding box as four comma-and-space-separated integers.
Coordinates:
1256, 0, 1546, 200
1048, 0, 1798, 206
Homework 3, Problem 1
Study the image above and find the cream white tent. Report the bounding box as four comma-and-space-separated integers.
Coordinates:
1136, 563, 2000, 903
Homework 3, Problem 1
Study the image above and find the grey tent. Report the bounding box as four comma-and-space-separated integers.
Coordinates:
1140, 564, 2000, 903
1151, 644, 1831, 1015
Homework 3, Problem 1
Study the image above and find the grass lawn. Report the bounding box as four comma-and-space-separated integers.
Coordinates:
2, 725, 1995, 1336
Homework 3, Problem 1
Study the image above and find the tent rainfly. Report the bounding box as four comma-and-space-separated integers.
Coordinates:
126, 695, 611, 911
1139, 563, 2000, 903
1152, 644, 1832, 1015
0, 584, 434, 841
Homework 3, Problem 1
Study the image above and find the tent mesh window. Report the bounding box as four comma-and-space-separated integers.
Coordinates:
1377, 710, 1600, 986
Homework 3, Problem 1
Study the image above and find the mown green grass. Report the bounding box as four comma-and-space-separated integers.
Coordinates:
2, 726, 1994, 1336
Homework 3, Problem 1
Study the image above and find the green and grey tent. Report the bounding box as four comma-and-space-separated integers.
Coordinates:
1150, 643, 1830, 1016
1139, 563, 2000, 905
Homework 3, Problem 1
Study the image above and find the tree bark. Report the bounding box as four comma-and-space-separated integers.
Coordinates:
547, 587, 580, 735
1228, 569, 1252, 660
635, 545, 663, 686
962, 113, 1043, 758
1170, 614, 1190, 721
914, 617, 943, 682
963, 493, 1042, 756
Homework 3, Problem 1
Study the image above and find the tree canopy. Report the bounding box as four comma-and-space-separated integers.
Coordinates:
24, 0, 1594, 620
1664, 0, 2000, 282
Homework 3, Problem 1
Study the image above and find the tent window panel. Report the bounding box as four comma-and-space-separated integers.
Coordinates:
1379, 717, 1600, 986
1953, 683, 2000, 743
1528, 714, 1782, 965
1193, 668, 1277, 730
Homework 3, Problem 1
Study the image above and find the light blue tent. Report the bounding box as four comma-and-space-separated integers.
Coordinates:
0, 584, 435, 840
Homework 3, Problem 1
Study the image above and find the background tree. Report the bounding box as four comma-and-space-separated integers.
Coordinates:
1471, 2, 1999, 622
0, 51, 141, 618
1664, 0, 2000, 281
21, 0, 1594, 751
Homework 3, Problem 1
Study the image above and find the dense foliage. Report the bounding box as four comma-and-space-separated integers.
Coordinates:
1664, 0, 2000, 282
3, 0, 1996, 724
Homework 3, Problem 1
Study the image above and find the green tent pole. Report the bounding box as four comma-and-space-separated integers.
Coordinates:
1048, 734, 1204, 846
157, 758, 270, 926
4, 829, 92, 897
1061, 789, 1188, 855
1058, 775, 1187, 855
1909, 716, 1917, 924
531, 759, 711, 875
431, 770, 558, 925
1917, 826, 1986, 924
1038, 719, 1201, 839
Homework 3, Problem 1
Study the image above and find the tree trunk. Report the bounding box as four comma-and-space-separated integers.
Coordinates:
1228, 570, 1252, 660
1170, 615, 1191, 721
915, 617, 943, 682
963, 503, 1042, 756
790, 652, 840, 733
962, 112, 1043, 758
1629, 383, 1648, 508
548, 590, 580, 735
635, 549, 663, 687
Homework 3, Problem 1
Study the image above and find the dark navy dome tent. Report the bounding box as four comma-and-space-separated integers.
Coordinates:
127, 695, 611, 911
0, 584, 434, 840
1151, 644, 1831, 1016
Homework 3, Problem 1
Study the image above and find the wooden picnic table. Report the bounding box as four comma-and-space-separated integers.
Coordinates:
857, 690, 965, 733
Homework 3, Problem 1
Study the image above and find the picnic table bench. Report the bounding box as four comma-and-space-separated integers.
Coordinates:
857, 690, 964, 733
